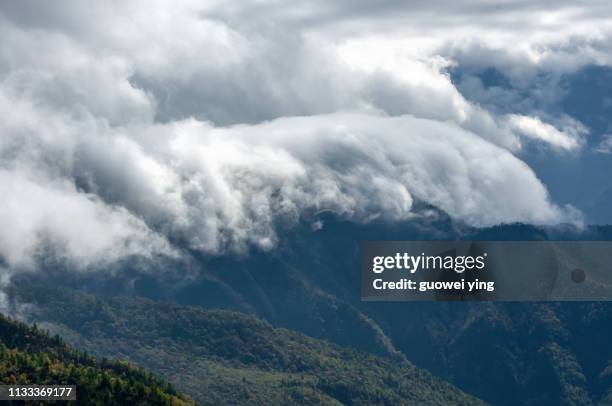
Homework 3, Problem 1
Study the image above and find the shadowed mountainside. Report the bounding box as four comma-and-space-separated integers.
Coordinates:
8, 287, 485, 406
8, 217, 612, 405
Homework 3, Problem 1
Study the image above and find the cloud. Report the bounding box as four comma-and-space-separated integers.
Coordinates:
0, 0, 603, 267
595, 135, 612, 154
0, 170, 175, 268
0, 96, 573, 263
506, 114, 586, 151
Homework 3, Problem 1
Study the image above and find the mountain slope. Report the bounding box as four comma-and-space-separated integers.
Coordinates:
0, 313, 193, 405
8, 286, 485, 406
9, 219, 612, 405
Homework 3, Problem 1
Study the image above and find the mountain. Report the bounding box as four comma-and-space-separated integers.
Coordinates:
8, 217, 612, 405
7, 286, 485, 405
0, 313, 193, 405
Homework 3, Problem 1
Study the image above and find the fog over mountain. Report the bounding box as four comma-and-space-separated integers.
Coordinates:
1, 0, 611, 272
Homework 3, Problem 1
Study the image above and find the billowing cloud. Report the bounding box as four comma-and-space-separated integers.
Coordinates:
1, 0, 605, 267
0, 170, 175, 267
0, 93, 573, 264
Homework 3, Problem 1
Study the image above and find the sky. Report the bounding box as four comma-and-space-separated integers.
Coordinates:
0, 0, 611, 270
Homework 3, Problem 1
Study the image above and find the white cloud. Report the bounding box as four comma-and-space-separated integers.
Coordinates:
0, 97, 574, 262
0, 0, 601, 267
0, 170, 175, 268
505, 114, 586, 151
595, 134, 612, 154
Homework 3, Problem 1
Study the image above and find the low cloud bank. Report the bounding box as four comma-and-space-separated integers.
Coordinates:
0, 0, 602, 268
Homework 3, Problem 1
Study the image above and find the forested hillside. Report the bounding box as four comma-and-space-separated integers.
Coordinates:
8, 220, 612, 405
0, 314, 193, 405
8, 286, 485, 406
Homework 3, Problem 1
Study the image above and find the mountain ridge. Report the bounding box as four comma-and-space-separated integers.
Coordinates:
7, 218, 612, 405
7, 285, 485, 405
